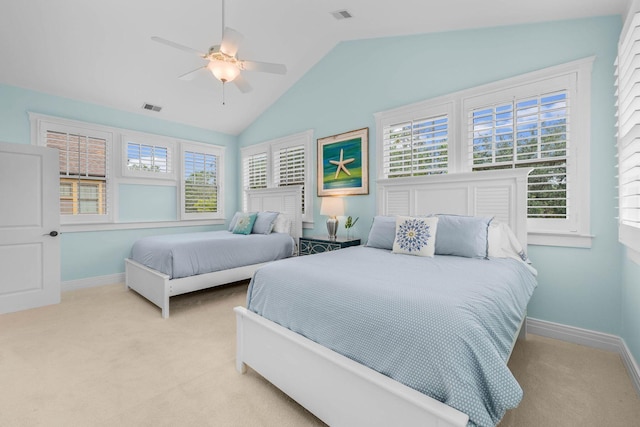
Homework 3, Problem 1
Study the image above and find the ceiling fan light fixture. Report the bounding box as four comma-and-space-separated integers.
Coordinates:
207, 59, 240, 83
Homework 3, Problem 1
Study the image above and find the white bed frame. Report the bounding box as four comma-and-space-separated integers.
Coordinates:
125, 186, 302, 318
234, 169, 531, 427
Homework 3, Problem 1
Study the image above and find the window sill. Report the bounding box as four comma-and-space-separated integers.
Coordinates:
528, 231, 593, 248
61, 219, 224, 233
620, 224, 640, 263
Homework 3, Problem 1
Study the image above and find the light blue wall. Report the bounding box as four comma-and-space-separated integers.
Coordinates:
0, 83, 239, 281
239, 16, 626, 337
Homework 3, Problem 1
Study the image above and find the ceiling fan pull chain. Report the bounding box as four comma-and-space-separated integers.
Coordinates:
222, 82, 226, 106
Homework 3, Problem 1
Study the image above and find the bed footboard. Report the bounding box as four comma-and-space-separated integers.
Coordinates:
234, 306, 468, 427
125, 258, 171, 318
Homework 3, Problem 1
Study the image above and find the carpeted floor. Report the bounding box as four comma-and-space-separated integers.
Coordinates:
0, 281, 638, 426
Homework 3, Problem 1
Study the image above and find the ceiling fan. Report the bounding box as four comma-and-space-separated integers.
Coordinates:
151, 0, 286, 103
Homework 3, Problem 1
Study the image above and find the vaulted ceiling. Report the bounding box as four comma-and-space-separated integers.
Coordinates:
0, 0, 628, 135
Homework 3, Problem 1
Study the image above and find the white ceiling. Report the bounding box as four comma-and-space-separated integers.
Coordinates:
0, 0, 628, 135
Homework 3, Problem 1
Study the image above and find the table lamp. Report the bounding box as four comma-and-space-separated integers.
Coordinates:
320, 197, 344, 240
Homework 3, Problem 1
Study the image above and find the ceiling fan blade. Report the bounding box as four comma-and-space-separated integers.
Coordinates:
239, 60, 287, 75
232, 73, 252, 93
151, 36, 206, 57
220, 27, 244, 57
178, 66, 206, 81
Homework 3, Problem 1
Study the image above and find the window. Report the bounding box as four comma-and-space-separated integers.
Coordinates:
243, 151, 268, 190
616, 5, 640, 259
31, 113, 226, 229
121, 133, 175, 180
35, 121, 112, 224
375, 58, 593, 247
273, 142, 307, 215
241, 130, 313, 223
382, 114, 449, 178
181, 143, 224, 220
469, 91, 570, 221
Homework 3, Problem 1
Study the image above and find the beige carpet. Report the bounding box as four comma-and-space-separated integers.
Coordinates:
0, 282, 638, 427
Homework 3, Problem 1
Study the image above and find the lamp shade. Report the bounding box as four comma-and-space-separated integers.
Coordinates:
207, 59, 241, 83
320, 197, 344, 217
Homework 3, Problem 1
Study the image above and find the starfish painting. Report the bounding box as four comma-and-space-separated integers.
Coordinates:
329, 149, 355, 179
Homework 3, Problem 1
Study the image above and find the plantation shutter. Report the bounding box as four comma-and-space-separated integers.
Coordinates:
126, 142, 170, 173
382, 114, 448, 178
183, 150, 218, 214
470, 91, 569, 220
273, 144, 306, 214
616, 6, 640, 254
45, 129, 108, 216
243, 152, 268, 190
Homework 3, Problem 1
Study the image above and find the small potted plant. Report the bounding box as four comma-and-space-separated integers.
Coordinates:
344, 215, 359, 239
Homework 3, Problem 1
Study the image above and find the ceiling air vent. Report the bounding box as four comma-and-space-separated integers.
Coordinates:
331, 9, 353, 20
142, 103, 162, 112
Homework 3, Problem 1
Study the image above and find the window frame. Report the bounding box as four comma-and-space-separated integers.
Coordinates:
240, 130, 314, 224
30, 113, 226, 231
121, 132, 176, 181
31, 115, 114, 225
375, 57, 594, 248
179, 142, 225, 221
616, 2, 640, 262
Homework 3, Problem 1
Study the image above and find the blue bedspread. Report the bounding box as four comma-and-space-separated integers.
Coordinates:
130, 231, 294, 279
247, 246, 537, 427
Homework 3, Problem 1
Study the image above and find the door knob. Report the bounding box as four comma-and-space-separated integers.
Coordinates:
45, 231, 59, 237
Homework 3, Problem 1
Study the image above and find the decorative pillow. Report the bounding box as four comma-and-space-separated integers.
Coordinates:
392, 216, 439, 257
435, 214, 492, 259
232, 212, 258, 235
252, 211, 280, 234
488, 220, 530, 264
272, 213, 291, 234
228, 211, 243, 232
365, 216, 397, 250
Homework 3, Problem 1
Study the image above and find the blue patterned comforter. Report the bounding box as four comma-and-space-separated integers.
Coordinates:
247, 246, 537, 427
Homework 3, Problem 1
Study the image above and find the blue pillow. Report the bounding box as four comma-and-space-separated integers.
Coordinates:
232, 213, 258, 235
435, 214, 493, 258
252, 211, 280, 234
228, 211, 242, 232
365, 216, 397, 250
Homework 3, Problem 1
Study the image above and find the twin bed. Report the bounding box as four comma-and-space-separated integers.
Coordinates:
125, 186, 302, 318
125, 170, 535, 426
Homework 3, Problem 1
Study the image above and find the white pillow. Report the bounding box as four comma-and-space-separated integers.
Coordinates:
488, 221, 529, 263
392, 216, 439, 257
272, 213, 291, 234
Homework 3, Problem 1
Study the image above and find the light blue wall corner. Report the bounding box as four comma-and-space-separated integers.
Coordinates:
239, 16, 625, 336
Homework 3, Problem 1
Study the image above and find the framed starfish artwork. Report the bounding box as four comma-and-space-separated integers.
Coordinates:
317, 127, 369, 196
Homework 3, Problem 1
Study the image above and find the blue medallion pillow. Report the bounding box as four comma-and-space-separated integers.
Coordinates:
232, 212, 258, 235
392, 216, 439, 257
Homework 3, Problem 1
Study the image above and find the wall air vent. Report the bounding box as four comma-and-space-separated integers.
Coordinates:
142, 103, 162, 112
331, 9, 353, 20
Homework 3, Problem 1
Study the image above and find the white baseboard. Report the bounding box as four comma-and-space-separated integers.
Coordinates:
62, 273, 125, 292
527, 317, 640, 396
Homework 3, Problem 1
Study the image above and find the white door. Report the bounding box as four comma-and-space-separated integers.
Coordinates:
0, 141, 60, 314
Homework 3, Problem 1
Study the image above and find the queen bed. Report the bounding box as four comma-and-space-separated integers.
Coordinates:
234, 169, 535, 427
125, 186, 302, 318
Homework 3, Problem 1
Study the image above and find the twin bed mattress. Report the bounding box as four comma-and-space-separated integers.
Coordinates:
246, 246, 537, 427
130, 230, 294, 279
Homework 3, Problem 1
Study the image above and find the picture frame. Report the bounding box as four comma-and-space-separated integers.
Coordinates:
317, 127, 369, 196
